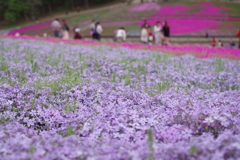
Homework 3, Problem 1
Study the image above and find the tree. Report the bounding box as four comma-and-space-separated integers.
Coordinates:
24, 0, 42, 20
4, 0, 27, 22
85, 0, 89, 9
41, 0, 54, 14
0, 0, 8, 20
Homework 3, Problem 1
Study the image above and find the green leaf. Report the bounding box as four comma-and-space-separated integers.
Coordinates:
190, 146, 197, 155
67, 126, 75, 136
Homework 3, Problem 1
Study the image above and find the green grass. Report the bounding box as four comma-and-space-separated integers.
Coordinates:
65, 9, 111, 26
185, 7, 203, 14
215, 59, 225, 72
161, 2, 199, 6
214, 2, 240, 16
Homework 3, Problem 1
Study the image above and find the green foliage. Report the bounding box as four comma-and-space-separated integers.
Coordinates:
4, 0, 27, 22
215, 59, 225, 72
64, 103, 78, 113
0, 60, 8, 71
31, 89, 38, 110
8, 0, 27, 12
67, 126, 75, 136
190, 146, 197, 155
147, 129, 154, 160
147, 129, 154, 151
111, 72, 116, 82
4, 11, 17, 22
34, 73, 82, 94
124, 74, 131, 85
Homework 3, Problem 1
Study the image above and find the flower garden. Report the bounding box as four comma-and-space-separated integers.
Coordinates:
7, 2, 240, 37
0, 36, 240, 159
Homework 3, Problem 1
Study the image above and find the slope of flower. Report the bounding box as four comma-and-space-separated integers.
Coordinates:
7, 21, 52, 36
5, 2, 240, 37
139, 2, 239, 36
0, 38, 240, 159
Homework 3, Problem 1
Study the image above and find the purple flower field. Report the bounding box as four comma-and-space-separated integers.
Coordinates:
1, 38, 240, 160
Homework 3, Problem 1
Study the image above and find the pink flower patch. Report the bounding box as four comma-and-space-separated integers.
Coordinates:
8, 21, 52, 36
138, 3, 234, 35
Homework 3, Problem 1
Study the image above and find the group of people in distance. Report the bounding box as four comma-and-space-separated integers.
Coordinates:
89, 20, 103, 41
90, 20, 126, 42
51, 18, 83, 40
50, 19, 71, 39
50, 18, 169, 45
50, 19, 104, 41
50, 18, 239, 48
212, 36, 240, 48
141, 20, 170, 45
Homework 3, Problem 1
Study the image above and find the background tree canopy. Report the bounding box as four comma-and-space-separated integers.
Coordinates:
0, 0, 118, 23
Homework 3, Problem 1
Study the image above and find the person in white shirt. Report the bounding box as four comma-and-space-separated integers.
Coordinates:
89, 20, 95, 36
93, 22, 103, 41
141, 25, 148, 44
51, 19, 61, 38
154, 21, 162, 44
116, 27, 127, 42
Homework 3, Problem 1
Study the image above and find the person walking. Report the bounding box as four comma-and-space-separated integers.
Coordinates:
93, 22, 103, 41
154, 21, 162, 45
116, 27, 127, 42
162, 21, 170, 46
51, 19, 61, 38
90, 20, 96, 36
140, 24, 148, 44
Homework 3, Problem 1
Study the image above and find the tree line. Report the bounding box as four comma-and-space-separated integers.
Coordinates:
0, 0, 117, 23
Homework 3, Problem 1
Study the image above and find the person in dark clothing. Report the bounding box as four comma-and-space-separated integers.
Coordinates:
229, 41, 235, 48
162, 21, 170, 46
74, 28, 82, 40
92, 22, 103, 41
141, 19, 149, 29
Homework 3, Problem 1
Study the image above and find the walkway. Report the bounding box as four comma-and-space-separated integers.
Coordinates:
83, 37, 240, 44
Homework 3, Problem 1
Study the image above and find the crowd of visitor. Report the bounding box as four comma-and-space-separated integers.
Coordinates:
143, 20, 170, 46
48, 18, 240, 48
49, 18, 172, 46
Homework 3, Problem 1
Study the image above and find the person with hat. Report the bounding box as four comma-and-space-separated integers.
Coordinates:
74, 28, 82, 40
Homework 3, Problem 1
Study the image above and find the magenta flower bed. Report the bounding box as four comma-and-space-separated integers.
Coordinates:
139, 3, 236, 35
8, 21, 52, 36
